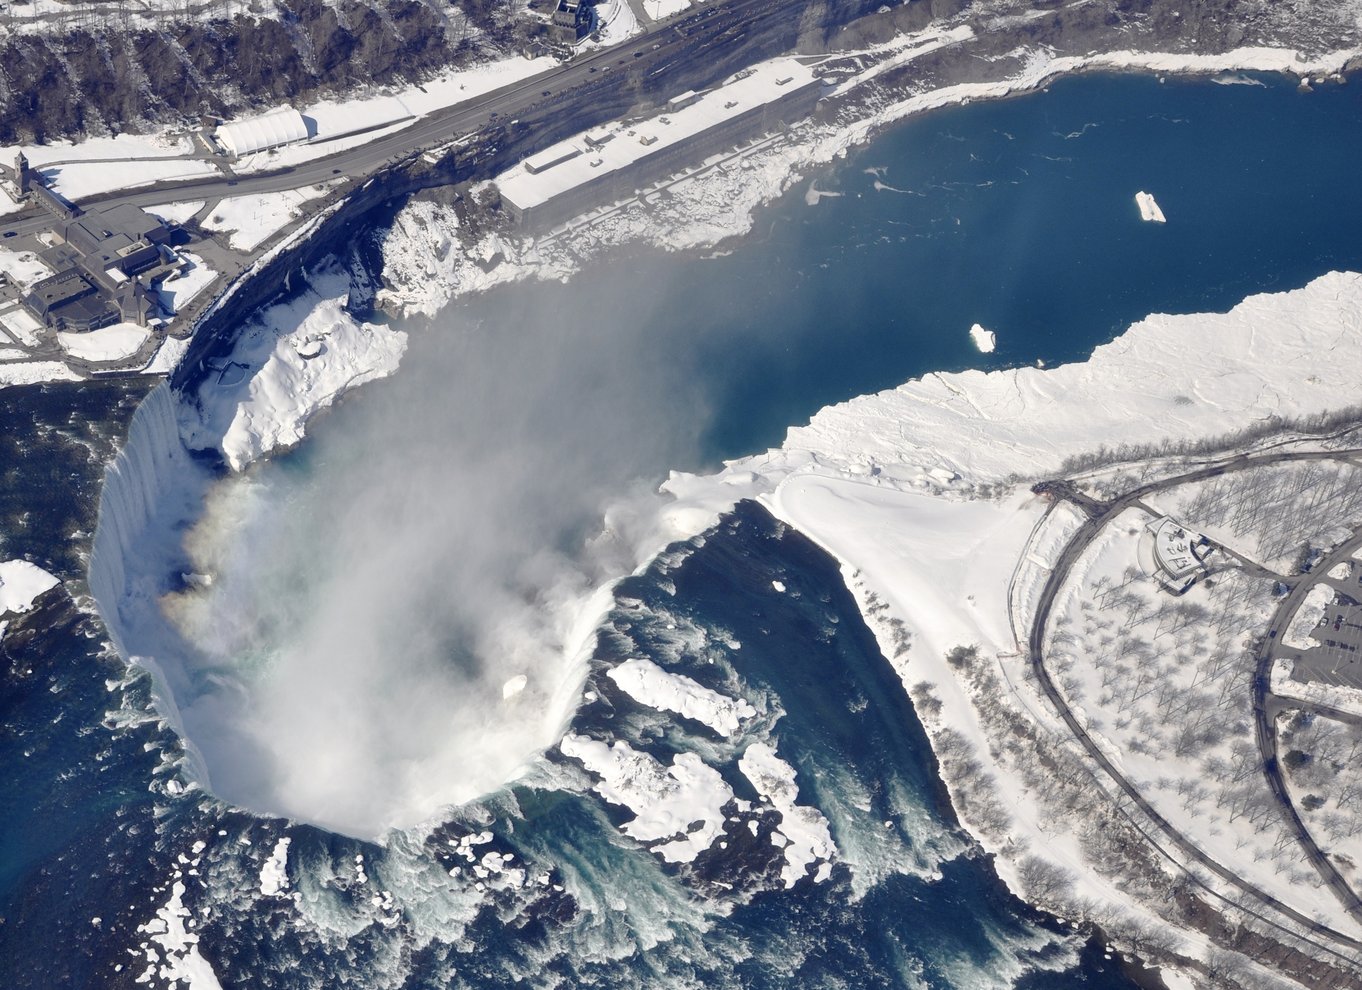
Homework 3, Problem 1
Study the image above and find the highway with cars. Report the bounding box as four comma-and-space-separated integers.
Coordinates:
0, 0, 806, 241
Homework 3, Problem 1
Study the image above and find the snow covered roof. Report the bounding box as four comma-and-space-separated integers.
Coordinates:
216, 108, 309, 158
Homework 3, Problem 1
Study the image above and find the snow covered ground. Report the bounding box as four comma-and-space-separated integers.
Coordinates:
200, 186, 335, 251
1043, 508, 1353, 934
1146, 462, 1362, 574
180, 267, 406, 470
1278, 710, 1362, 887
58, 323, 152, 363
40, 158, 219, 202
0, 132, 194, 166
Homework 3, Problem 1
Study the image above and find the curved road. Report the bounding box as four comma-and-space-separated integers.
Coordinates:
1028, 447, 1362, 956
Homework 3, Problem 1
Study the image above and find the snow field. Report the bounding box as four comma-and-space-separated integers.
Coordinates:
179, 267, 406, 470
57, 323, 152, 363
201, 186, 335, 252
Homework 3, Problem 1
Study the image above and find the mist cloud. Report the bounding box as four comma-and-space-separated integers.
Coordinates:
159, 271, 715, 838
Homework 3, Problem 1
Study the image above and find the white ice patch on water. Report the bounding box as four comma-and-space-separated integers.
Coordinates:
259, 837, 292, 897
136, 879, 224, 990
607, 657, 756, 737
1134, 190, 1166, 223
0, 559, 59, 615
738, 742, 837, 888
969, 323, 996, 353
560, 733, 732, 863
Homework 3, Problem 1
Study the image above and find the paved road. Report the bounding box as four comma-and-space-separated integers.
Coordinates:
1029, 447, 1362, 955
0, 0, 794, 240
1253, 529, 1362, 922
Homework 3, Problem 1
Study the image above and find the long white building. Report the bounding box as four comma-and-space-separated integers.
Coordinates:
495, 59, 822, 228
215, 108, 309, 158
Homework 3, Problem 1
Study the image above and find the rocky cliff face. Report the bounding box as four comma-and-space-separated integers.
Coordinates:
0, 0, 503, 143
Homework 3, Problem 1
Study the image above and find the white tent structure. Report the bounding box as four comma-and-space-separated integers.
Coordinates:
215, 108, 309, 157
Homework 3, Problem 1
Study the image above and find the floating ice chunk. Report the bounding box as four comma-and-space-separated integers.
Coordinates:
560, 734, 732, 863
1134, 190, 1166, 223
259, 837, 291, 897
969, 323, 996, 353
0, 559, 60, 616
607, 658, 756, 737
772, 580, 786, 593
738, 741, 837, 887
502, 674, 528, 700
136, 879, 224, 990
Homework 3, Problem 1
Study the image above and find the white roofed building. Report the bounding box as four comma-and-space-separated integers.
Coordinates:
215, 108, 309, 158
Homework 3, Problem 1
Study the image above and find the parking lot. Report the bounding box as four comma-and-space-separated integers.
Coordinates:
1290, 562, 1362, 691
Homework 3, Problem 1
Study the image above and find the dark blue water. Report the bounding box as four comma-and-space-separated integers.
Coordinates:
454, 71, 1362, 463
5, 70, 1362, 989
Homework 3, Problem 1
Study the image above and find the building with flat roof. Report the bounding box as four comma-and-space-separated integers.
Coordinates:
1140, 516, 1218, 594
495, 59, 823, 229
20, 200, 179, 332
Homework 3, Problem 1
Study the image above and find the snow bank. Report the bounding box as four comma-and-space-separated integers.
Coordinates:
1283, 584, 1334, 650
969, 323, 996, 353
738, 741, 837, 887
181, 270, 406, 471
1272, 657, 1362, 719
57, 323, 151, 363
559, 733, 732, 863
0, 560, 60, 615
1135, 191, 1167, 223
607, 657, 756, 737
